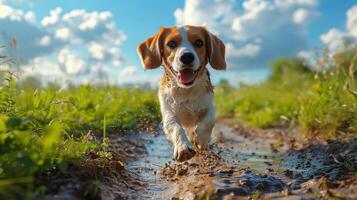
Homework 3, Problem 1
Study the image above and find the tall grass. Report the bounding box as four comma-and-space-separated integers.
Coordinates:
215, 46, 357, 139
0, 70, 160, 198
215, 58, 312, 127
298, 47, 357, 138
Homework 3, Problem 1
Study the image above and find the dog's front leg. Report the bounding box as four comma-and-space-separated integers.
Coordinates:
195, 105, 215, 150
162, 114, 196, 162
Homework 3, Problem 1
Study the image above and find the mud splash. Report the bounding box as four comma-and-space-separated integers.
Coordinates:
121, 124, 288, 199
122, 123, 356, 199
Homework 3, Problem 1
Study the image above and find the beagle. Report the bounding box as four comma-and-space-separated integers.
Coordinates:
137, 25, 226, 162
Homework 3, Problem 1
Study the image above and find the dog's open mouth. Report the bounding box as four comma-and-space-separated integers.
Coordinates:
170, 67, 199, 86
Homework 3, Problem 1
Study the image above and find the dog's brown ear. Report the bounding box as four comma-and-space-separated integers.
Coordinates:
205, 29, 226, 70
137, 28, 166, 70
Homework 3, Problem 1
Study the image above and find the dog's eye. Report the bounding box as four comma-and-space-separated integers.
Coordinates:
167, 40, 177, 49
194, 39, 204, 48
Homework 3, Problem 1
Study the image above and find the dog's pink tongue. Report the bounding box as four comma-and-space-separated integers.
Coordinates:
178, 69, 195, 84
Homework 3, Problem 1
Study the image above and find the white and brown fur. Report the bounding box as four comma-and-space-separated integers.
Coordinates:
137, 25, 226, 162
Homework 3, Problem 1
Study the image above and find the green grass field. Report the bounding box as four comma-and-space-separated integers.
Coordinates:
215, 45, 357, 139
0, 72, 160, 198
0, 45, 356, 198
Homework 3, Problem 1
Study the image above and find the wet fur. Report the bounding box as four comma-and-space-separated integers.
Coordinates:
137, 25, 226, 162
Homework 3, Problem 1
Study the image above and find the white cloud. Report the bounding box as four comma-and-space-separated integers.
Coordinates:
24, 11, 35, 23
175, 0, 236, 35
54, 27, 71, 40
0, 6, 58, 62
38, 35, 51, 46
293, 8, 317, 24
41, 7, 62, 26
88, 42, 105, 61
120, 66, 137, 76
319, 5, 357, 53
297, 49, 316, 64
275, 0, 318, 9
176, 0, 319, 69
58, 48, 86, 75
0, 3, 127, 85
320, 28, 347, 52
22, 56, 64, 78
347, 5, 357, 37
117, 68, 160, 87
0, 4, 24, 21
226, 42, 261, 57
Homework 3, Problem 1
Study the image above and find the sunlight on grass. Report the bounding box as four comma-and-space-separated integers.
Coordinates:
215, 45, 357, 139
0, 70, 160, 198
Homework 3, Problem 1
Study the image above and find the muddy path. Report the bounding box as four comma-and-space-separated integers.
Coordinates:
41, 122, 356, 199
117, 123, 357, 199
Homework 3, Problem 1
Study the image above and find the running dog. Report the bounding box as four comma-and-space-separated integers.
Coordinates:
137, 25, 226, 162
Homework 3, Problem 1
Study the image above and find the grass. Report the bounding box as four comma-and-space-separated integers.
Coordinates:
215, 46, 357, 139
215, 58, 312, 127
0, 70, 160, 199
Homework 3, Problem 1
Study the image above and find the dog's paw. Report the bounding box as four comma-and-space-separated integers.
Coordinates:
173, 144, 196, 162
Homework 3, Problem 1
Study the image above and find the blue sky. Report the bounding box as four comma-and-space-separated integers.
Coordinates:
0, 0, 357, 86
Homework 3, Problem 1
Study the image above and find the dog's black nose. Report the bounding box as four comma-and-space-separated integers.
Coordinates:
180, 52, 194, 65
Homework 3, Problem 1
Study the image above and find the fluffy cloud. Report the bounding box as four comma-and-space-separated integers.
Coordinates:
274, 0, 318, 8
41, 7, 62, 26
175, 0, 236, 36
293, 8, 318, 24
117, 66, 160, 87
320, 5, 357, 53
226, 42, 261, 58
41, 7, 126, 62
22, 57, 65, 79
0, 3, 127, 85
175, 0, 319, 69
120, 66, 137, 76
347, 5, 357, 38
58, 48, 86, 75
0, 9, 58, 62
320, 28, 348, 52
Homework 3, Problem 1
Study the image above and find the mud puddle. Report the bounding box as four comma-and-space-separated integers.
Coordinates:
121, 123, 356, 199
122, 124, 287, 199
125, 132, 176, 199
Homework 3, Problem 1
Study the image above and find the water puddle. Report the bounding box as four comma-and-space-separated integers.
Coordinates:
126, 132, 177, 199
123, 123, 287, 199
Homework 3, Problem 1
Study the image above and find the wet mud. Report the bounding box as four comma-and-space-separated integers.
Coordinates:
123, 123, 356, 200
41, 123, 357, 199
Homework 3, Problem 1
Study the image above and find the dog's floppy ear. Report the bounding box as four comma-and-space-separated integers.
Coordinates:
137, 28, 166, 70
205, 29, 226, 70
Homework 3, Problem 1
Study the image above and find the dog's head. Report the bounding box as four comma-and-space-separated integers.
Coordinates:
137, 25, 226, 88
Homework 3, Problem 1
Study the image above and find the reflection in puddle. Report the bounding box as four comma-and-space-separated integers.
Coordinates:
124, 124, 286, 199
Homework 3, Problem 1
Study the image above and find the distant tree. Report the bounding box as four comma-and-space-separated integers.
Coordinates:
269, 57, 311, 82
17, 76, 42, 90
217, 79, 234, 92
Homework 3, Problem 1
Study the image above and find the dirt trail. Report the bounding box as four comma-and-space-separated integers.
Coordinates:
42, 122, 356, 199
116, 123, 356, 199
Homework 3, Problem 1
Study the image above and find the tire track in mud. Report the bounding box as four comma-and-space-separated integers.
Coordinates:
120, 123, 357, 200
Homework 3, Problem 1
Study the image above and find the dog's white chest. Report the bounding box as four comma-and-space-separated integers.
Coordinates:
162, 87, 213, 128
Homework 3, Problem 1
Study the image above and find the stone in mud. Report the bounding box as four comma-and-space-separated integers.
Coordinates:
216, 187, 249, 196
212, 170, 286, 198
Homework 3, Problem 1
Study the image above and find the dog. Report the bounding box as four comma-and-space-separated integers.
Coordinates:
137, 25, 226, 162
